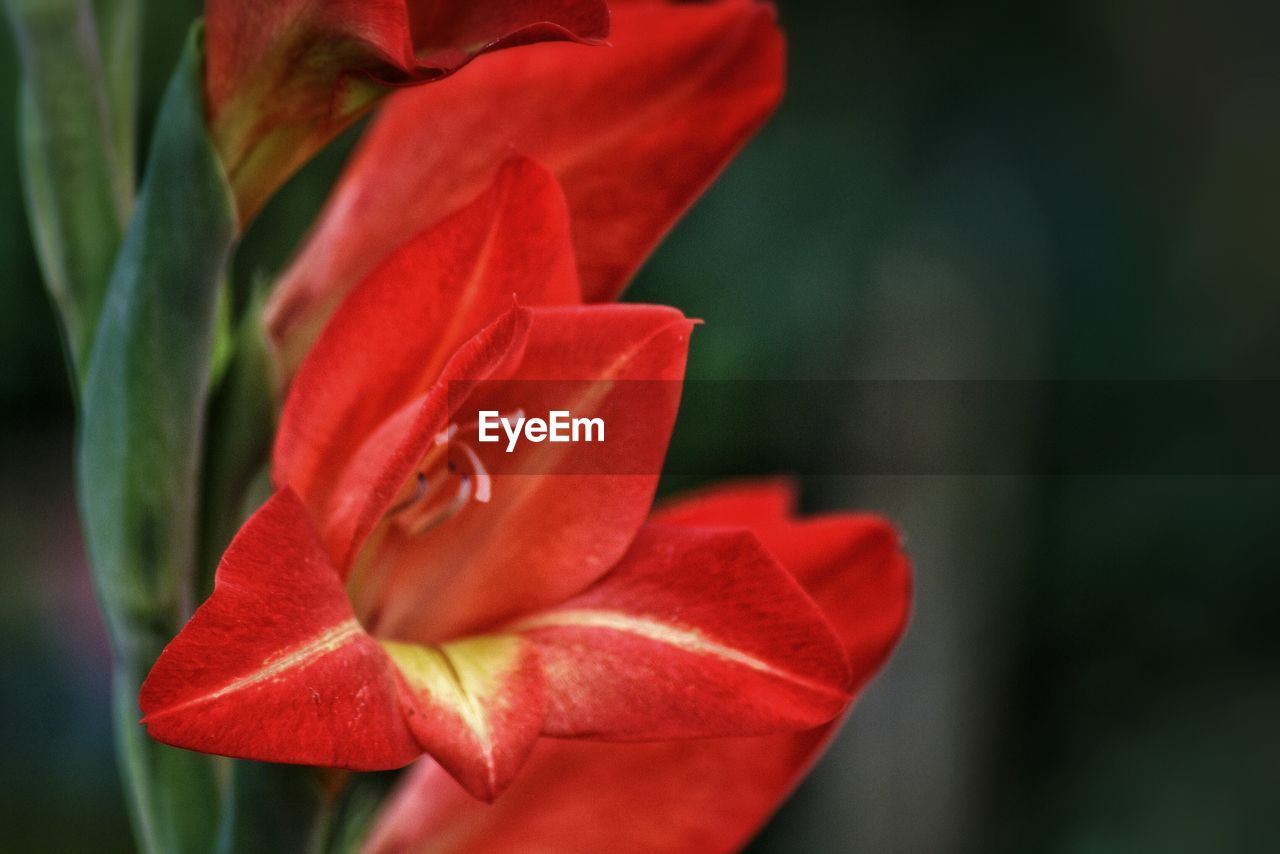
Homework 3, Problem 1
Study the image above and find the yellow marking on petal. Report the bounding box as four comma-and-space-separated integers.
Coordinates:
144, 619, 363, 721
513, 609, 847, 697
380, 634, 525, 777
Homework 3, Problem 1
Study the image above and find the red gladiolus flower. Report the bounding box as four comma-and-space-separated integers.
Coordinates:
204, 0, 611, 220
139, 160, 865, 801
266, 0, 785, 382
364, 481, 910, 852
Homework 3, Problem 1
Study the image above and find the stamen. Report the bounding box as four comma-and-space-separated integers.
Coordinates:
434, 470, 474, 524
456, 441, 491, 503
384, 471, 427, 516
385, 412, 505, 532
434, 423, 459, 446
394, 471, 471, 536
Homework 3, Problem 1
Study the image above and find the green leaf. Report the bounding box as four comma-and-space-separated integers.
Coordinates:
77, 23, 237, 854
114, 653, 225, 854
216, 763, 332, 854
198, 285, 276, 600
4, 0, 131, 377
93, 0, 141, 191
215, 764, 396, 854
317, 774, 399, 854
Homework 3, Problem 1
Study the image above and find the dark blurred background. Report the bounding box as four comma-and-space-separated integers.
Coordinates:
3, 1, 1279, 851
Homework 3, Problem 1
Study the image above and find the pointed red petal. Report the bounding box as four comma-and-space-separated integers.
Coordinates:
274, 158, 575, 565
366, 734, 828, 854
656, 481, 914, 685
269, 157, 578, 392
514, 523, 853, 739
139, 490, 419, 770
381, 634, 547, 801
273, 159, 574, 498
313, 303, 531, 573
364, 487, 911, 851
268, 0, 785, 377
366, 304, 693, 643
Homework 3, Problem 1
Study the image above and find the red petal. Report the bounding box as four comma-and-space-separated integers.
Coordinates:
367, 736, 829, 854
269, 154, 579, 385
364, 304, 693, 643
656, 481, 914, 685
141, 490, 550, 797
381, 634, 547, 801
139, 490, 419, 770
513, 524, 853, 739
408, 1, 612, 72
316, 304, 531, 573
364, 485, 912, 852
274, 157, 576, 564
268, 0, 785, 378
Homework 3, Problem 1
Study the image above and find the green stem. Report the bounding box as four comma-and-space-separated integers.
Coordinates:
216, 764, 338, 854
3, 0, 130, 378
198, 288, 277, 600
93, 0, 142, 192
76, 24, 238, 853
112, 660, 224, 854
215, 763, 395, 854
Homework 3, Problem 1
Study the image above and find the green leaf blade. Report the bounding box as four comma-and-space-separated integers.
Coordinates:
77, 23, 237, 854
5, 0, 132, 376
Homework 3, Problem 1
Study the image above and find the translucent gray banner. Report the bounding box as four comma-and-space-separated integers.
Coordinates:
443, 380, 1280, 476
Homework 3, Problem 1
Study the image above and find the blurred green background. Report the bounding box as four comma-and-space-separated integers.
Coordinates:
3, 1, 1279, 851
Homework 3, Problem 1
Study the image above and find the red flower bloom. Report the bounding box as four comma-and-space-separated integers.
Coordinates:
266, 0, 785, 381
139, 160, 866, 801
204, 0, 610, 219
364, 481, 911, 851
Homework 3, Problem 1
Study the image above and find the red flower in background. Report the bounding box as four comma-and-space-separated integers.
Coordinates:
266, 0, 785, 380
205, 0, 610, 219
139, 161, 867, 801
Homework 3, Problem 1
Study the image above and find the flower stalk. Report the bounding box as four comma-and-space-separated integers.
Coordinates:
4, 0, 132, 379
93, 0, 142, 190
76, 25, 237, 852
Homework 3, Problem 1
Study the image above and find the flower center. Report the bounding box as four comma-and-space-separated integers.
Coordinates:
385, 411, 524, 533
350, 411, 523, 638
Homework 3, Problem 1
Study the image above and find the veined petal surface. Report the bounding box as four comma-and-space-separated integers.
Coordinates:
139, 490, 419, 770
515, 523, 853, 739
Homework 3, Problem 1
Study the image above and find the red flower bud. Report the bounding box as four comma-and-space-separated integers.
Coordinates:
204, 0, 610, 220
